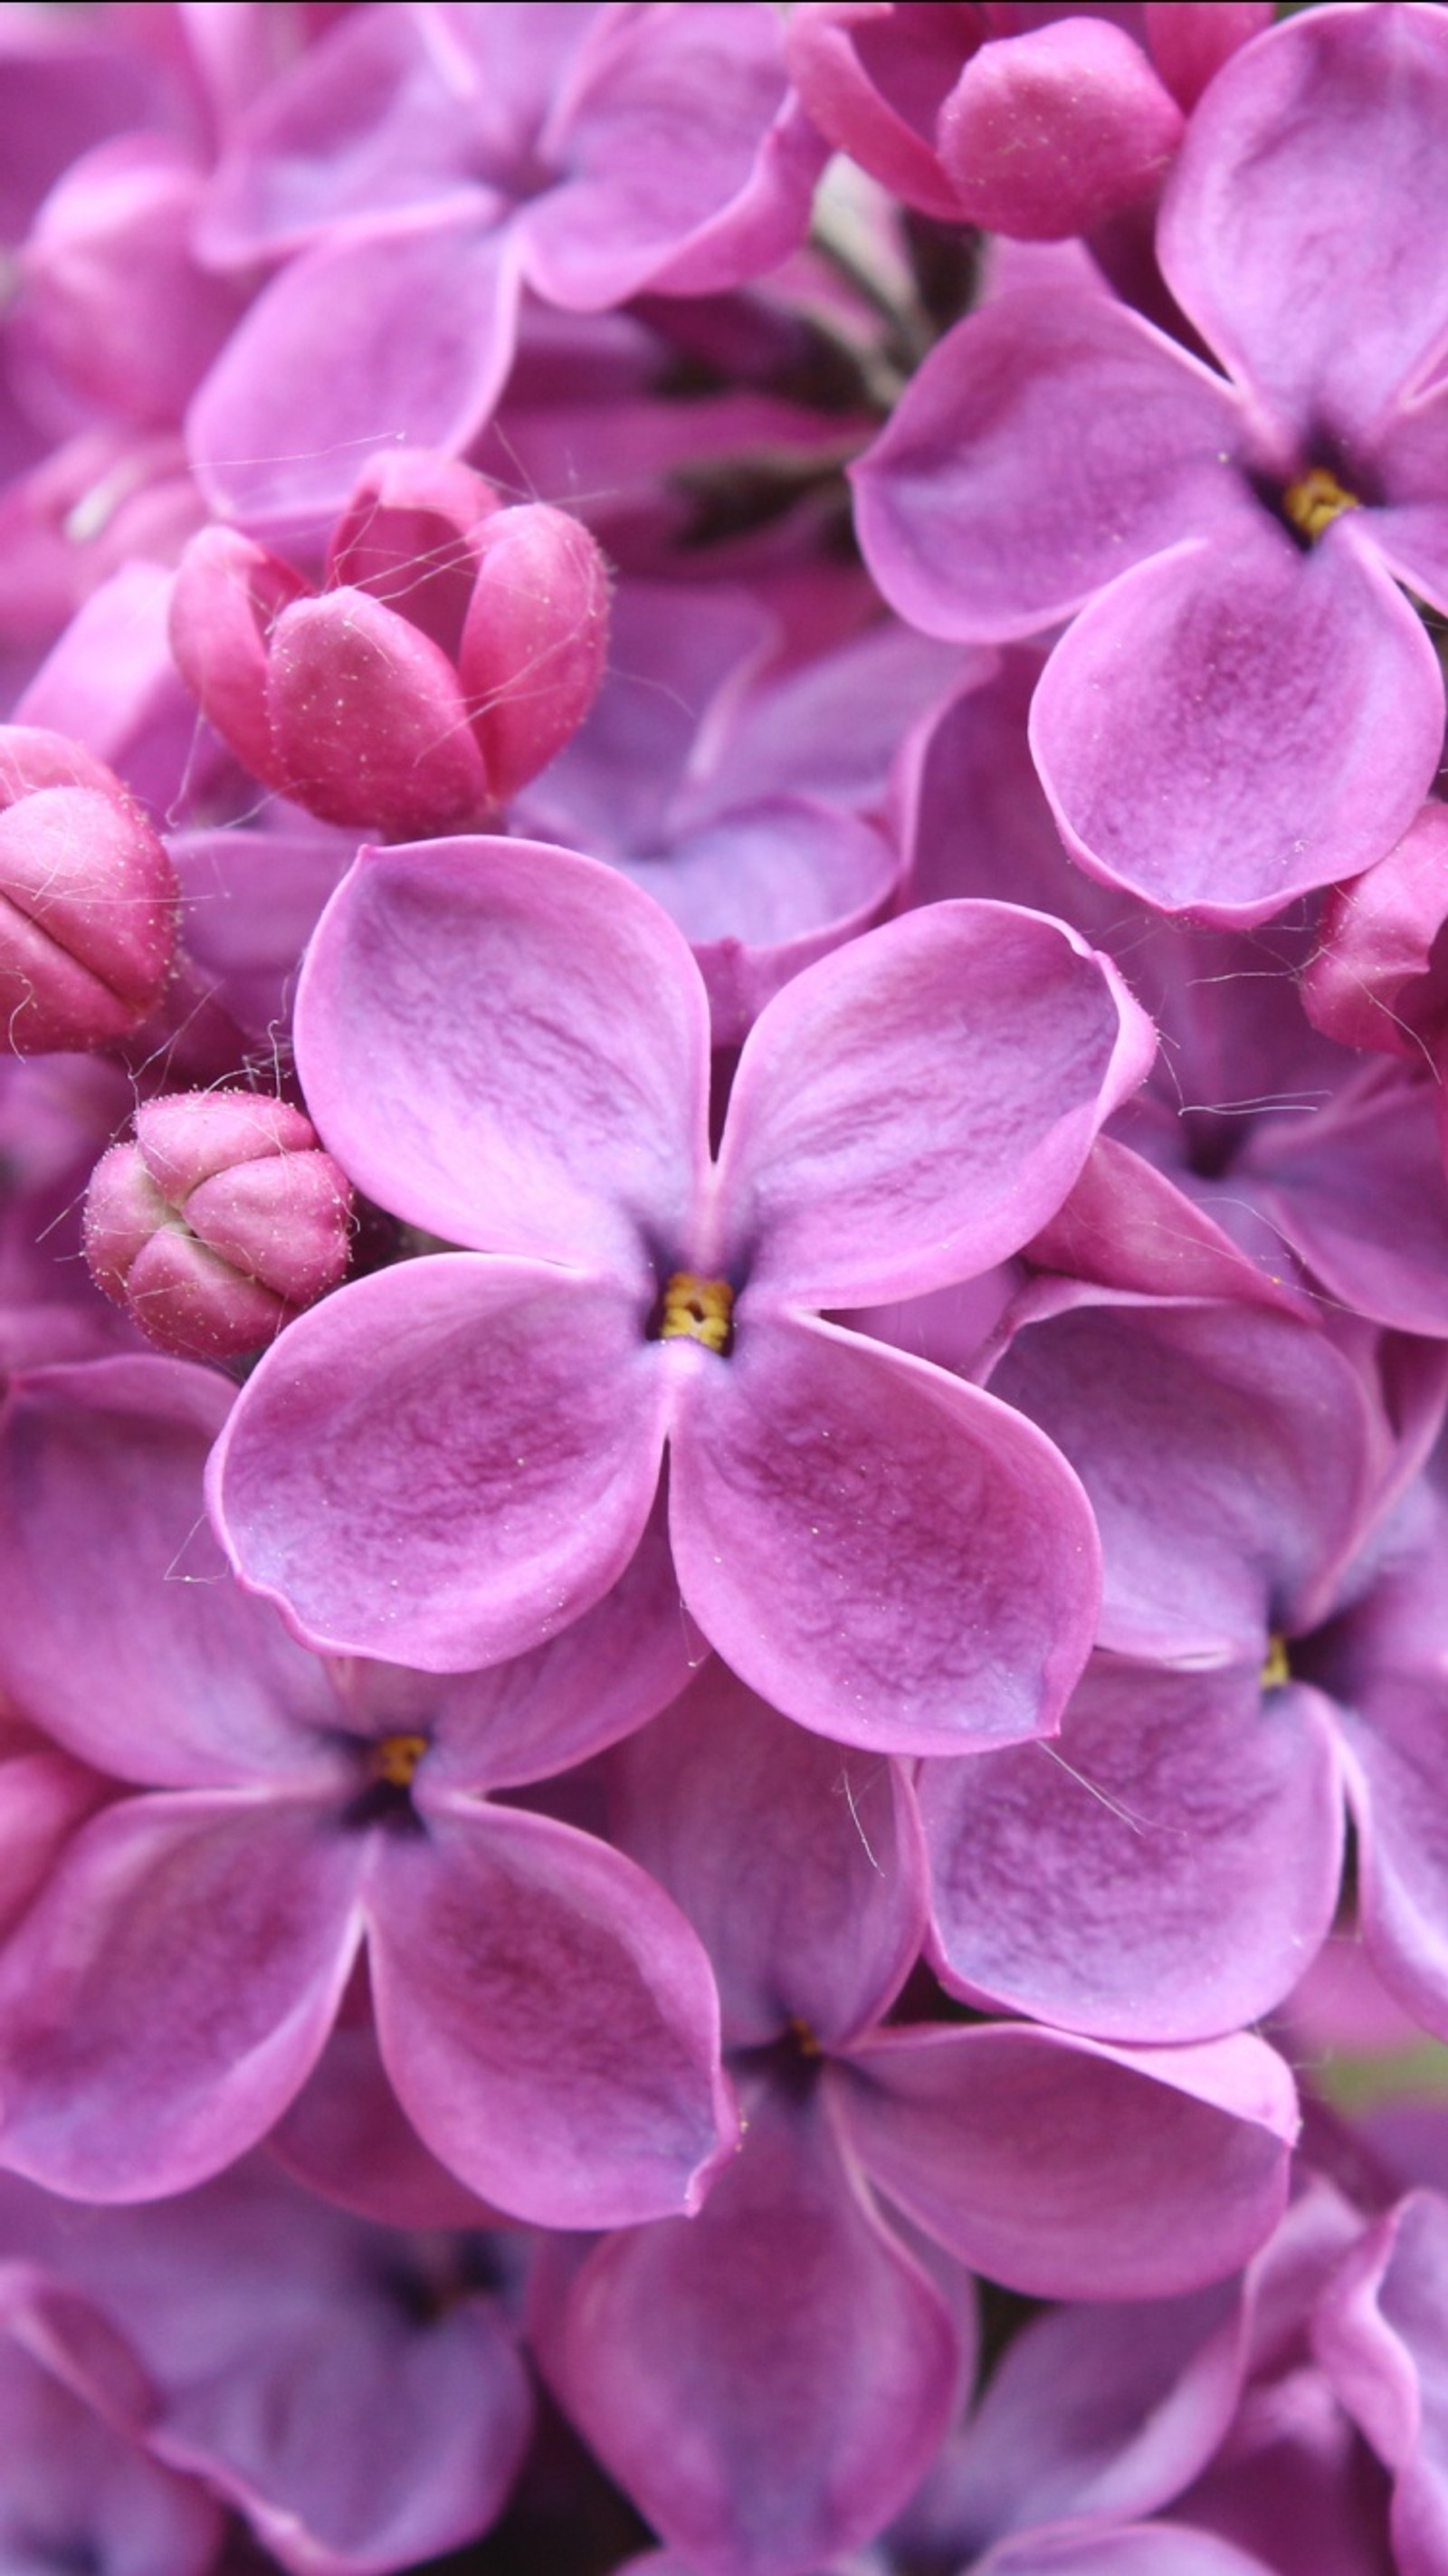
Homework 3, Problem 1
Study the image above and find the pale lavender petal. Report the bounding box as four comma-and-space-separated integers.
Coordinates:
936, 2283, 1243, 2551
168, 821, 353, 1051
0, 2328, 220, 2576
1367, 382, 1448, 621
1159, 5, 1448, 444
369, 1797, 733, 2228
837, 2025, 1296, 2298
212, 1256, 671, 1669
719, 901, 1154, 1306
1340, 1696, 1448, 2043
525, 4, 823, 308
618, 799, 900, 1050
0, 1356, 345, 1788
610, 1663, 928, 2049
852, 291, 1246, 643
9, 2156, 534, 2576
669, 1315, 1100, 1755
1243, 1071, 1448, 1338
1032, 522, 1444, 924
1315, 2190, 1448, 2576
293, 837, 710, 1274
921, 1664, 1344, 2042
187, 218, 523, 539
0, 1795, 363, 2198
986, 1301, 1377, 1663
549, 2080, 959, 2574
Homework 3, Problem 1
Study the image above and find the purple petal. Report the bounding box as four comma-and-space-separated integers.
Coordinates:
719, 900, 1154, 1307
618, 798, 901, 1051
212, 1256, 671, 1669
986, 1301, 1377, 1664
1032, 522, 1444, 925
0, 2326, 221, 2576
610, 1663, 928, 2050
293, 836, 710, 1275
0, 1355, 345, 1788
921, 1663, 1344, 2043
267, 1999, 502, 2230
837, 2023, 1296, 2299
6, 2156, 535, 2576
1315, 2190, 1448, 2576
852, 289, 1245, 643
186, 217, 523, 539
0, 1794, 363, 2198
369, 1797, 733, 2228
983, 2534, 1281, 2576
548, 2079, 960, 2574
1159, 5, 1448, 445
936, 2282, 1243, 2550
669, 1315, 1100, 1756
524, 4, 822, 309
1243, 1070, 1448, 1339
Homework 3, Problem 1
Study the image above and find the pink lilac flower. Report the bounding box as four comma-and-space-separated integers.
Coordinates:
0, 1354, 730, 2221
533, 1664, 1297, 2576
854, 4, 1448, 923
213, 835, 1153, 1750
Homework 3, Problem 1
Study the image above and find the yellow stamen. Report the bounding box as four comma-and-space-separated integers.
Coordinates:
660, 1272, 735, 1354
370, 1732, 428, 1788
1282, 466, 1360, 543
1261, 1636, 1291, 1692
789, 2015, 823, 2057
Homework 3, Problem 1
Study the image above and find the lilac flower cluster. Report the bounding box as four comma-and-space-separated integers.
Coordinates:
5, 4, 1448, 2570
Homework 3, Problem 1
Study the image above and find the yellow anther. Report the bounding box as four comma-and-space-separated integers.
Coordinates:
660, 1272, 735, 1354
789, 2015, 824, 2058
1282, 466, 1360, 543
370, 1732, 429, 1788
1261, 1636, 1291, 1692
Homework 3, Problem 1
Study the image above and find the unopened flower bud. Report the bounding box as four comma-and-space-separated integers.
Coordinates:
459, 502, 613, 806
0, 727, 178, 1054
84, 1092, 352, 1360
169, 455, 611, 832
937, 19, 1184, 240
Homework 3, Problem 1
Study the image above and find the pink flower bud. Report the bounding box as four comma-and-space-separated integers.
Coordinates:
459, 502, 613, 806
169, 454, 611, 832
937, 20, 1185, 241
84, 1092, 353, 1360
0, 727, 178, 1054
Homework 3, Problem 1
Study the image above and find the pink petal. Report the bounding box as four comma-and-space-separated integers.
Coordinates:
369, 1798, 734, 2228
293, 836, 710, 1275
0, 1794, 363, 2199
669, 1314, 1100, 1756
921, 1664, 1344, 2043
719, 900, 1153, 1307
1034, 520, 1445, 925
548, 2080, 960, 2573
211, 1255, 672, 1670
852, 289, 1246, 643
838, 2024, 1298, 2298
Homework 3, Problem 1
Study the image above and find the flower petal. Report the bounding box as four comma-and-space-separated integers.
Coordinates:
669, 1315, 1100, 1755
294, 835, 710, 1274
369, 1798, 733, 2228
838, 2023, 1297, 2299
211, 1256, 671, 1671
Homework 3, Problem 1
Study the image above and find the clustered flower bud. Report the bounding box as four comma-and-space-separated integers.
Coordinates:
0, 726, 177, 1054
83, 1091, 352, 1358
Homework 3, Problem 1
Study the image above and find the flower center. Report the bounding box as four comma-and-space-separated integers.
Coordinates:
1282, 466, 1360, 543
369, 1732, 429, 1788
659, 1272, 735, 1354
1261, 1635, 1291, 1691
